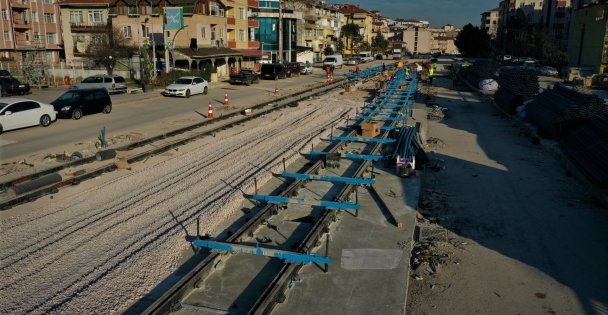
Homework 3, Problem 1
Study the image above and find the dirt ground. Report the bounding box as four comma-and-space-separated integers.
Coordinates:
407, 77, 608, 314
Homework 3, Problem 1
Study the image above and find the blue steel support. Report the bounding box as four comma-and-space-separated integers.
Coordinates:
307, 151, 384, 161
355, 116, 409, 122
328, 136, 396, 144
192, 240, 332, 265
279, 172, 375, 185
244, 194, 360, 210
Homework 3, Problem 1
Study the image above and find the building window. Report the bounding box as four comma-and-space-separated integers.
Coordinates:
219, 27, 224, 39
238, 29, 245, 41
32, 12, 38, 22
43, 0, 53, 3
123, 25, 132, 38
1, 9, 7, 20
201, 27, 206, 39
46, 32, 56, 44
45, 52, 54, 62
3, 31, 11, 41
238, 8, 245, 20
33, 32, 40, 40
70, 11, 83, 23
88, 10, 103, 23
142, 25, 150, 38
44, 13, 55, 23
211, 27, 216, 40
209, 2, 224, 17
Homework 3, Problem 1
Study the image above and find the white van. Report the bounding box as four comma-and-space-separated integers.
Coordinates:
323, 55, 344, 68
358, 51, 374, 63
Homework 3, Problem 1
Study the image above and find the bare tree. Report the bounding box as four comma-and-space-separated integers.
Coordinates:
86, 26, 136, 75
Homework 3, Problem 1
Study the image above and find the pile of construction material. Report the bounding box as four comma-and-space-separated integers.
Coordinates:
460, 60, 499, 85
494, 67, 539, 113
560, 117, 608, 189
525, 83, 607, 137
387, 126, 428, 177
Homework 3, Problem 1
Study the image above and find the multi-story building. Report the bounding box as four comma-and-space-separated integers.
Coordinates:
225, 0, 259, 53
498, 0, 545, 32
252, 0, 302, 62
0, 0, 62, 64
541, 0, 572, 50
370, 10, 392, 42
567, 1, 608, 72
338, 4, 373, 55
430, 26, 459, 54
58, 0, 112, 66
481, 8, 500, 38
402, 26, 431, 55
296, 1, 342, 62
388, 18, 429, 30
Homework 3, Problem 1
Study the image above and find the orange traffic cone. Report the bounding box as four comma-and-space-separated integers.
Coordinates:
207, 101, 214, 119
224, 93, 229, 106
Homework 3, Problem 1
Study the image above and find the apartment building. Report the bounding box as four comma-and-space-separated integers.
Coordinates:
481, 8, 500, 38
370, 10, 392, 41
430, 26, 459, 54
58, 0, 111, 66
402, 26, 431, 55
252, 0, 302, 62
295, 0, 342, 62
568, 1, 608, 72
542, 0, 572, 50
338, 4, 372, 56
388, 19, 430, 30
0, 0, 62, 63
225, 0, 259, 53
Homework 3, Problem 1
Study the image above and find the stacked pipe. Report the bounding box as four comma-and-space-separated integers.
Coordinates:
387, 127, 428, 170
461, 60, 499, 85
525, 83, 607, 137
559, 117, 608, 189
494, 67, 539, 113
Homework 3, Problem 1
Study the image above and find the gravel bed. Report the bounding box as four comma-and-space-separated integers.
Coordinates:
0, 99, 358, 314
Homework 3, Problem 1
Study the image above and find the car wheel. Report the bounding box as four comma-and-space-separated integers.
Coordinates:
245, 80, 251, 86
72, 109, 82, 120
185, 89, 191, 98
0, 124, 3, 134
40, 114, 51, 127
103, 104, 112, 114
203, 87, 208, 95
274, 74, 278, 80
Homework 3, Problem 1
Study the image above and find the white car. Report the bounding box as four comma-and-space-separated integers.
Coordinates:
539, 66, 559, 76
162, 76, 209, 98
0, 98, 56, 134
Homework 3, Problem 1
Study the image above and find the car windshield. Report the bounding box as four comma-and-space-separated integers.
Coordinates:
57, 91, 81, 101
175, 78, 193, 84
325, 58, 336, 62
0, 102, 8, 112
114, 77, 125, 83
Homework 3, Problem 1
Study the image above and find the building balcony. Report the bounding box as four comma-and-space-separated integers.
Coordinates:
10, 0, 29, 9
248, 41, 259, 49
248, 0, 258, 8
228, 40, 237, 48
13, 20, 31, 29
227, 17, 236, 25
70, 22, 107, 32
248, 19, 259, 28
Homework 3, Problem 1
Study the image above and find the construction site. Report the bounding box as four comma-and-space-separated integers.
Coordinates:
1, 58, 608, 315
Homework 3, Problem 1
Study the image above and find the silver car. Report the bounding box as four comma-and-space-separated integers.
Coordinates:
299, 62, 313, 75
70, 75, 128, 94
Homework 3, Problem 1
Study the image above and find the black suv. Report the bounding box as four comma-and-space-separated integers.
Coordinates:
0, 77, 30, 96
261, 64, 287, 80
51, 88, 112, 120
285, 62, 301, 77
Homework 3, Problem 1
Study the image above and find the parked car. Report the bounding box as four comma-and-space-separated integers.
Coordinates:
344, 57, 357, 65
539, 66, 559, 76
591, 73, 608, 89
70, 75, 127, 94
285, 62, 301, 77
51, 88, 112, 120
323, 55, 344, 68
229, 69, 260, 85
0, 98, 56, 133
299, 62, 313, 75
162, 76, 209, 98
261, 63, 287, 80
0, 70, 10, 77
0, 77, 30, 96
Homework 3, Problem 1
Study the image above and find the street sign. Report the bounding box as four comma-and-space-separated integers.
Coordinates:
164, 7, 184, 30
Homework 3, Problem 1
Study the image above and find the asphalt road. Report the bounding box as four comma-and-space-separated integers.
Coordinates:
0, 60, 385, 162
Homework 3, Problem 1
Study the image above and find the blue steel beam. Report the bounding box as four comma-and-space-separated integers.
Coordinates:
244, 194, 360, 210
307, 151, 384, 161
355, 116, 409, 122
329, 136, 396, 144
279, 172, 375, 185
192, 240, 332, 265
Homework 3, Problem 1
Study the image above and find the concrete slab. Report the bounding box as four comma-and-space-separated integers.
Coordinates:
273, 165, 420, 315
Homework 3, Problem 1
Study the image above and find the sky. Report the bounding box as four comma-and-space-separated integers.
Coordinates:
327, 0, 499, 28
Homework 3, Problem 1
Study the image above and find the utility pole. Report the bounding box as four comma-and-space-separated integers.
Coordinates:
278, 0, 283, 63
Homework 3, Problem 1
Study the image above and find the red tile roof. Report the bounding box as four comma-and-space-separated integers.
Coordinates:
57, 0, 113, 4
339, 4, 369, 14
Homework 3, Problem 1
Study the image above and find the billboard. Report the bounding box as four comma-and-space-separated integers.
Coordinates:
164, 7, 184, 30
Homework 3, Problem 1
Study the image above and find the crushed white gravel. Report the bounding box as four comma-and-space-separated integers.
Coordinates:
0, 99, 359, 314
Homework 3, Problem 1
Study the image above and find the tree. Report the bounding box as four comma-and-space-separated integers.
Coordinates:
372, 32, 389, 55
341, 23, 361, 56
455, 23, 491, 57
87, 26, 136, 75
323, 46, 334, 56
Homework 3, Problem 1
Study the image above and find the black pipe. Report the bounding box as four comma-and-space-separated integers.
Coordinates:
11, 173, 62, 195
96, 149, 117, 161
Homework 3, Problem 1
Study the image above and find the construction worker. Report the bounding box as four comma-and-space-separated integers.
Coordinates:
428, 66, 435, 85
451, 70, 458, 88
382, 62, 386, 72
